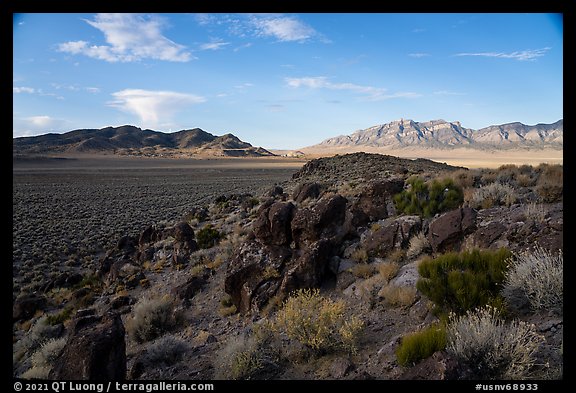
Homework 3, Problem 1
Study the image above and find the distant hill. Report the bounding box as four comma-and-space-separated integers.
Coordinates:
304, 119, 563, 151
13, 125, 275, 157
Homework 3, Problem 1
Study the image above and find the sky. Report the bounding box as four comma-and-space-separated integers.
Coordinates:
13, 13, 563, 149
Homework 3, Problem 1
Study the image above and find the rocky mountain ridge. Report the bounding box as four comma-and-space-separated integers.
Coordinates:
13, 125, 275, 157
308, 119, 563, 150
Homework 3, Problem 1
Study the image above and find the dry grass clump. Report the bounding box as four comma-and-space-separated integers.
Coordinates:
406, 231, 430, 259
502, 246, 563, 315
378, 284, 417, 307
523, 202, 548, 223
350, 247, 369, 263
377, 261, 400, 282
351, 263, 376, 279
126, 296, 180, 343
447, 307, 544, 379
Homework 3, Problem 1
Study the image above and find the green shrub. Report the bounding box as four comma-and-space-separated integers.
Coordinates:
394, 177, 463, 218
503, 246, 563, 315
46, 306, 74, 326
196, 225, 221, 249
417, 248, 511, 316
396, 323, 446, 366
447, 307, 544, 379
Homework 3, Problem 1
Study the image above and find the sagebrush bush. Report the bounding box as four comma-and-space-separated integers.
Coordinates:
214, 334, 274, 380
393, 176, 463, 218
141, 334, 189, 367
273, 289, 364, 354
502, 246, 563, 315
20, 337, 67, 379
13, 316, 62, 364
406, 231, 431, 259
471, 182, 517, 209
523, 202, 547, 223
196, 225, 221, 249
396, 323, 446, 366
127, 296, 178, 343
417, 248, 511, 315
447, 307, 544, 379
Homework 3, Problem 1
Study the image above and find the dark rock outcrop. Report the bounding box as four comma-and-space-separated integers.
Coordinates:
293, 182, 323, 203
253, 201, 295, 246
354, 179, 404, 221
51, 311, 126, 380
13, 294, 47, 321
428, 208, 477, 252
292, 194, 348, 248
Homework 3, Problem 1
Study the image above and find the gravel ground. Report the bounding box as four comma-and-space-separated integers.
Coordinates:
12, 157, 302, 298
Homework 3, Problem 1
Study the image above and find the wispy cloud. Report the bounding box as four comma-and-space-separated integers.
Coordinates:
195, 13, 325, 44
433, 90, 465, 96
13, 115, 69, 137
58, 13, 193, 62
249, 15, 318, 42
199, 40, 230, 51
285, 76, 421, 101
108, 89, 205, 128
455, 47, 551, 61
234, 83, 254, 89
408, 53, 430, 58
13, 86, 35, 93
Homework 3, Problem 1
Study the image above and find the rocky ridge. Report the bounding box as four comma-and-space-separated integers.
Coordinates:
308, 119, 563, 150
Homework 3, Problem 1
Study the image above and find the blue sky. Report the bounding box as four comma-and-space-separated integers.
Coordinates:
13, 13, 562, 149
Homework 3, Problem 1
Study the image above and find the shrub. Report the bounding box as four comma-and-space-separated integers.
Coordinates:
21, 337, 67, 379
471, 182, 517, 209
406, 231, 431, 259
350, 247, 369, 263
351, 263, 376, 279
378, 284, 417, 307
13, 316, 61, 363
377, 261, 400, 281
447, 307, 544, 379
273, 289, 364, 355
127, 296, 178, 343
196, 225, 221, 249
141, 334, 189, 367
396, 323, 446, 366
394, 176, 463, 218
417, 248, 511, 315
45, 306, 74, 326
502, 246, 563, 315
523, 202, 547, 223
214, 334, 277, 380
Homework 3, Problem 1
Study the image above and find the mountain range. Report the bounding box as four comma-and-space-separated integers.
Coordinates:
13, 125, 274, 157
304, 119, 563, 151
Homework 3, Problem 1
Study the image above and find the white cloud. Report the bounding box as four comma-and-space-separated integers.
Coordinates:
455, 47, 551, 61
249, 15, 317, 42
285, 77, 421, 101
199, 41, 230, 51
13, 115, 68, 137
13, 86, 35, 93
108, 89, 205, 128
234, 83, 254, 89
86, 87, 101, 94
408, 53, 430, 58
58, 13, 193, 62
